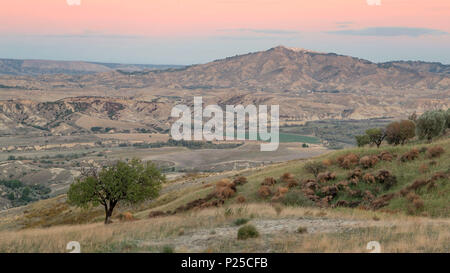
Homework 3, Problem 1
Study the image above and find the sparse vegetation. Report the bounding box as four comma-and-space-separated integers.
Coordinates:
237, 224, 259, 240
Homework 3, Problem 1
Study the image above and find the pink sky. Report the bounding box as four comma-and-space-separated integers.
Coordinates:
1, 0, 449, 36
0, 0, 448, 64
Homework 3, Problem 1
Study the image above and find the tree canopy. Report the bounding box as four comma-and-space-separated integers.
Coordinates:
416, 110, 446, 141
385, 120, 416, 145
67, 159, 164, 224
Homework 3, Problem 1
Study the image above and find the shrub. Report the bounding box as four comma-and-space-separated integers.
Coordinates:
316, 172, 336, 183
400, 148, 419, 162
426, 146, 445, 159
337, 153, 359, 169
297, 226, 308, 234
261, 177, 276, 186
359, 155, 378, 168
286, 179, 299, 188
233, 176, 248, 186
282, 190, 315, 207
378, 151, 393, 161
416, 110, 446, 141
161, 245, 175, 253
258, 186, 272, 198
304, 161, 327, 176
322, 159, 333, 166
233, 218, 249, 226
237, 225, 259, 240
280, 173, 294, 182
215, 179, 236, 199
363, 173, 376, 183
236, 195, 246, 203
118, 212, 135, 222
375, 170, 397, 190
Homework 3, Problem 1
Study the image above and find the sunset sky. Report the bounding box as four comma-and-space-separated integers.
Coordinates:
0, 0, 449, 64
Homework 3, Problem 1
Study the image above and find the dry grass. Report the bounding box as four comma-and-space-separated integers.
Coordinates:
0, 203, 448, 253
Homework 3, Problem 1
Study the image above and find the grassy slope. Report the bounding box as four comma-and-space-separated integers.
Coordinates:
235, 138, 449, 217
1, 137, 448, 231
0, 138, 448, 252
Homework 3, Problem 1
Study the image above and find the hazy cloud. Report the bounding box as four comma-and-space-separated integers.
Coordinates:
218, 28, 300, 35
66, 0, 81, 6
328, 27, 447, 37
366, 0, 381, 6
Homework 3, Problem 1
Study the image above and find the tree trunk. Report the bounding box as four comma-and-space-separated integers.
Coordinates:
104, 201, 117, 224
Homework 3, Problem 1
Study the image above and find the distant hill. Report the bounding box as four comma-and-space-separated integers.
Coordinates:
0, 58, 184, 76
139, 46, 449, 92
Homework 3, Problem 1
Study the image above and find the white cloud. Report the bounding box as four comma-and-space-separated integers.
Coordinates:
67, 0, 81, 6
366, 0, 381, 6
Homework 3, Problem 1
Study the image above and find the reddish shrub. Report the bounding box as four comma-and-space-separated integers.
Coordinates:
378, 151, 393, 161
286, 179, 299, 188
371, 193, 396, 209
320, 185, 338, 197
258, 186, 272, 198
280, 173, 294, 182
412, 198, 425, 210
216, 187, 235, 199
375, 170, 397, 189
337, 153, 359, 169
363, 190, 375, 202
363, 173, 376, 184
426, 146, 445, 159
360, 155, 379, 169
322, 159, 333, 166
236, 195, 246, 203
233, 176, 248, 185
261, 177, 276, 186
400, 148, 419, 162
316, 172, 337, 183
302, 179, 319, 191
118, 212, 135, 222
277, 187, 289, 196
215, 179, 236, 199
348, 168, 363, 179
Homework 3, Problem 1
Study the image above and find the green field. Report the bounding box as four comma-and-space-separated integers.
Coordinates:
224, 131, 320, 144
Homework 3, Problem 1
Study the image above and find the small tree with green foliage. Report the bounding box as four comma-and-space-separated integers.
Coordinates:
385, 120, 416, 145
67, 159, 164, 224
416, 110, 446, 141
365, 128, 386, 148
355, 134, 370, 147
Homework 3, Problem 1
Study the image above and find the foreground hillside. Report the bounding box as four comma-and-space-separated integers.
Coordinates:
0, 137, 448, 252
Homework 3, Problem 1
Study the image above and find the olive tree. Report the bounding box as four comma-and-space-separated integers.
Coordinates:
416, 110, 446, 141
67, 159, 164, 224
